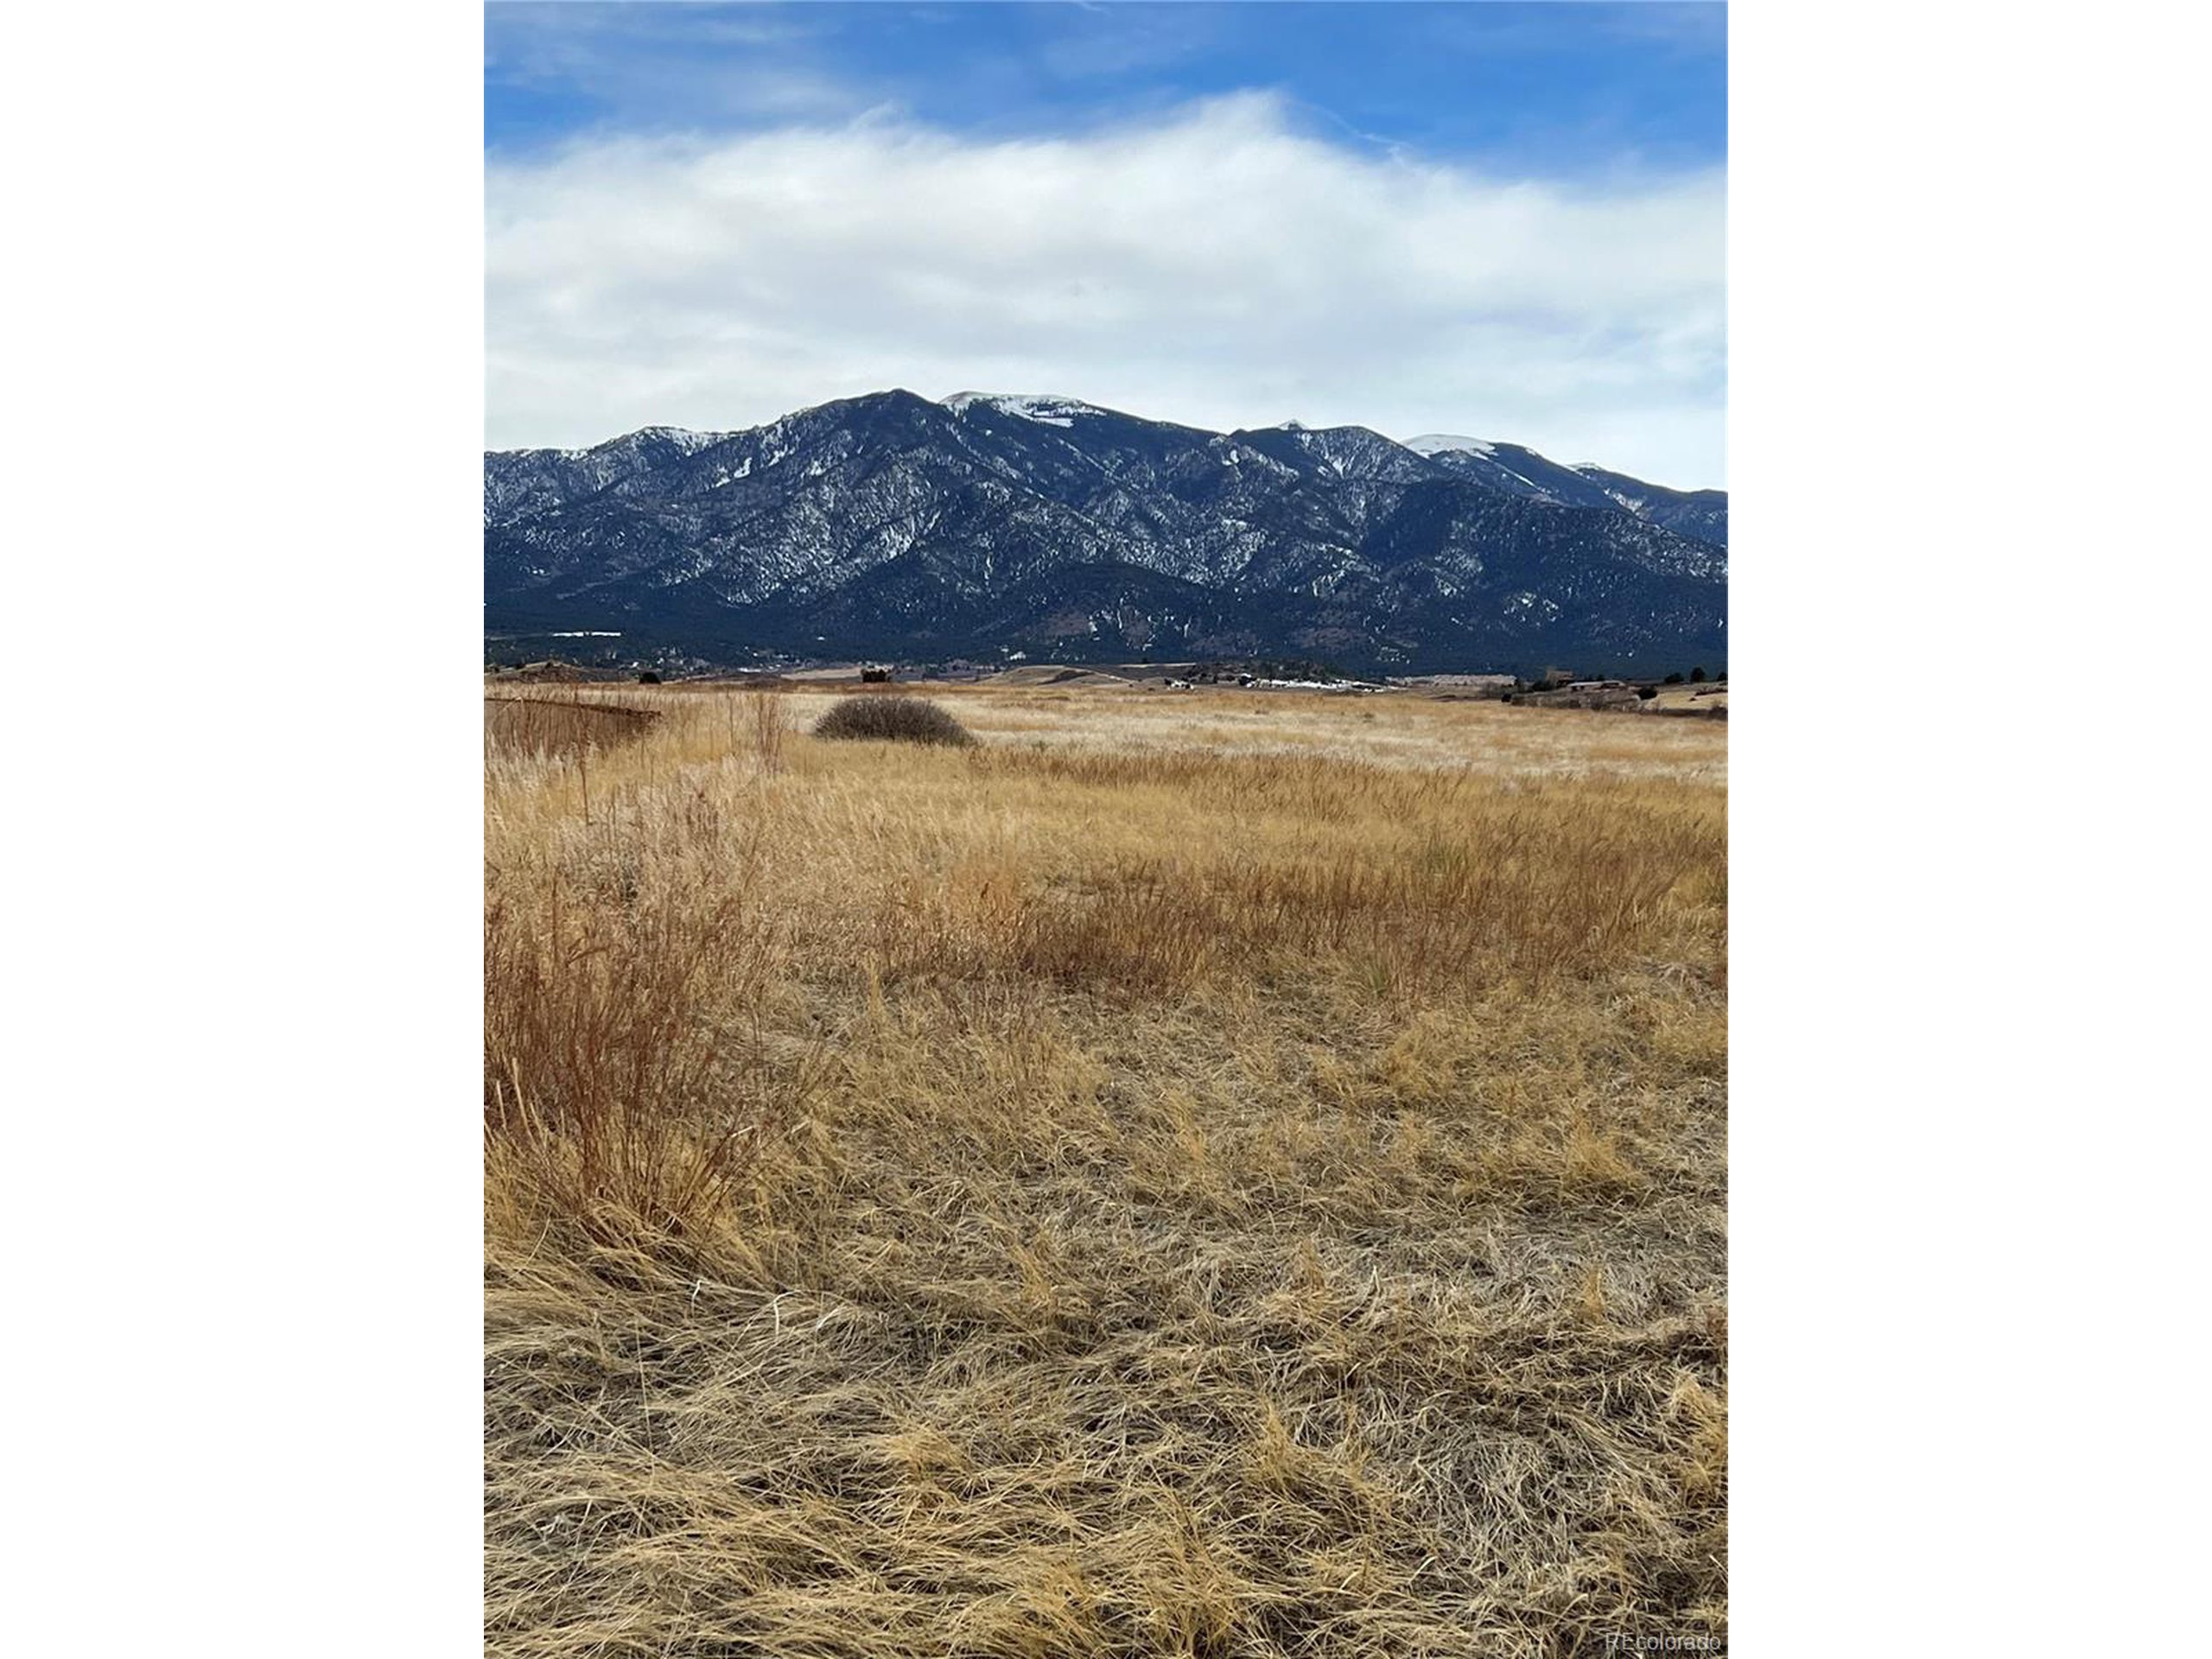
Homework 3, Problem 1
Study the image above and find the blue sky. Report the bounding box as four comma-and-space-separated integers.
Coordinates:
485, 3, 1727, 485
486, 4, 1726, 172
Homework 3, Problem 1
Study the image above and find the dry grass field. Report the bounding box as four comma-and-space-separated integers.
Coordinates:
486, 683, 1727, 1657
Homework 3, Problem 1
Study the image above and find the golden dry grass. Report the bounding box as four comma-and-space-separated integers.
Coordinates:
486, 683, 1727, 1656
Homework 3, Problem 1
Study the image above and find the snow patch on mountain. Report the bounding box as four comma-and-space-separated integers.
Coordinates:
637, 426, 731, 452
943, 392, 1104, 428
1404, 435, 1499, 458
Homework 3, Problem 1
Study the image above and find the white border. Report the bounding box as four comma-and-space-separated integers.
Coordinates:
1733, 0, 2207, 1646
10, 0, 484, 1648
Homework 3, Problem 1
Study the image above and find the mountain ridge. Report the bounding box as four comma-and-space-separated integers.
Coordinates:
486, 390, 1726, 674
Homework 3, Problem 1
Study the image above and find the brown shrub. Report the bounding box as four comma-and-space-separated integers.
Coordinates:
814, 694, 976, 747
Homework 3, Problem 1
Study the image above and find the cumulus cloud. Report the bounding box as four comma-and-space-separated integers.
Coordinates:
486, 92, 1725, 486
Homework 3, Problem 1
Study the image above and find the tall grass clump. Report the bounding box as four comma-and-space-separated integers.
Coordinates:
483, 742, 810, 1245
484, 878, 793, 1244
813, 694, 976, 747
747, 687, 788, 772
485, 693, 658, 759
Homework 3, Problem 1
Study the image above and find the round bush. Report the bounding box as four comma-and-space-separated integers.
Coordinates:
813, 695, 976, 747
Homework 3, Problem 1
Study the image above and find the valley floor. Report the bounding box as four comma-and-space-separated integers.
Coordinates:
486, 683, 1728, 1657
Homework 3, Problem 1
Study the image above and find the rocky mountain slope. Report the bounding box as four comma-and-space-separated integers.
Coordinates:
486, 390, 1726, 674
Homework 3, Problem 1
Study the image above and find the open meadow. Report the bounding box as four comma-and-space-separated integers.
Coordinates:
486, 683, 1728, 1657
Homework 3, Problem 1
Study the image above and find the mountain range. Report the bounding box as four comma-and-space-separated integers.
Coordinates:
485, 390, 1726, 675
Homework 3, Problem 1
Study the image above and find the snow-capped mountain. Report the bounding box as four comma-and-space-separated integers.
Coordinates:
486, 390, 1727, 673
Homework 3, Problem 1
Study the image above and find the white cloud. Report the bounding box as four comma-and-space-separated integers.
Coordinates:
486, 93, 1726, 487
